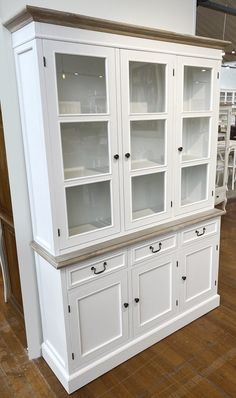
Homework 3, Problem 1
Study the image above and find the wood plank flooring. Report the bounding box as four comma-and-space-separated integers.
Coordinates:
1, 201, 236, 397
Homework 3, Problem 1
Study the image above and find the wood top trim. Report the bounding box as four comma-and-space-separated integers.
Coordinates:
31, 208, 225, 269
4, 5, 230, 50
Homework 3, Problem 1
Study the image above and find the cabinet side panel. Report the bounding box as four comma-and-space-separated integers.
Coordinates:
35, 254, 69, 370
14, 41, 55, 252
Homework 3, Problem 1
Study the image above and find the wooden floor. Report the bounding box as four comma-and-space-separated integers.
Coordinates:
1, 201, 236, 397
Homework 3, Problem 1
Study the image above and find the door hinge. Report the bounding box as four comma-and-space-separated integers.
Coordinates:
176, 299, 179, 306
57, 228, 61, 237
43, 56, 46, 67
216, 244, 218, 251
176, 260, 179, 267
72, 353, 75, 360
68, 305, 71, 313
217, 71, 220, 79
215, 280, 217, 286
173, 68, 175, 76
212, 190, 214, 197
171, 201, 173, 207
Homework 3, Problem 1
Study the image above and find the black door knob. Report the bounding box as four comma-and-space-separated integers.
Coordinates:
114, 154, 119, 160
134, 298, 139, 303
178, 147, 183, 152
123, 302, 129, 308
182, 276, 187, 281
125, 153, 131, 158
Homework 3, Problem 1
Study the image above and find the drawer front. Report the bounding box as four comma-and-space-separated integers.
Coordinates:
182, 219, 219, 245
67, 252, 127, 288
132, 234, 177, 264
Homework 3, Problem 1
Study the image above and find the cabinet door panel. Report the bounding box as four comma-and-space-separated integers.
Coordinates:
180, 237, 219, 311
68, 270, 129, 368
43, 40, 121, 250
174, 57, 220, 216
132, 254, 178, 336
120, 50, 175, 230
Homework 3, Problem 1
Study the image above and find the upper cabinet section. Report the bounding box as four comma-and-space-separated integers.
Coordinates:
12, 18, 222, 254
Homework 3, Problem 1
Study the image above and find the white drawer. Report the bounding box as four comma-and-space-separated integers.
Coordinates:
67, 252, 127, 288
182, 219, 219, 245
132, 234, 177, 264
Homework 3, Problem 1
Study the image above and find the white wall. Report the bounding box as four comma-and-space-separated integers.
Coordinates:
0, 1, 197, 359
0, 0, 197, 35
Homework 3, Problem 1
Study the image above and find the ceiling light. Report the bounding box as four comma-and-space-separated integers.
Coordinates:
62, 73, 66, 79
74, 72, 79, 76
232, 50, 236, 54
201, 69, 206, 72
222, 51, 226, 56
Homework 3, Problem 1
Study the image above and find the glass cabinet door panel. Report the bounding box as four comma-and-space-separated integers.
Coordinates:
182, 117, 210, 161
183, 66, 211, 112
56, 54, 107, 114
129, 62, 165, 113
61, 121, 109, 179
181, 164, 207, 206
216, 149, 225, 188
66, 181, 111, 236
131, 120, 165, 170
132, 172, 165, 220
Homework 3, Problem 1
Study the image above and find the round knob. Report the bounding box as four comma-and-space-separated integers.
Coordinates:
125, 153, 131, 158
134, 298, 139, 303
114, 154, 119, 160
178, 147, 183, 152
123, 302, 129, 308
182, 276, 187, 281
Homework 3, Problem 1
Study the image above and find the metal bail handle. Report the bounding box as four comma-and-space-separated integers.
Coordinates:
149, 242, 162, 253
195, 227, 206, 237
91, 262, 107, 275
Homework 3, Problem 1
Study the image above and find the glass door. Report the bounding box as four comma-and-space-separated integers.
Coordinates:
175, 57, 220, 215
120, 50, 174, 230
44, 41, 120, 249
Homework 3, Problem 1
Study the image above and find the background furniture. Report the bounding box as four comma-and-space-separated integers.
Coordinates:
9, 7, 226, 393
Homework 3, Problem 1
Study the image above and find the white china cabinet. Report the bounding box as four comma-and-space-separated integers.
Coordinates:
7, 6, 228, 394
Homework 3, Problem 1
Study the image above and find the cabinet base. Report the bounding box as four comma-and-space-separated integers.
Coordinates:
41, 294, 220, 394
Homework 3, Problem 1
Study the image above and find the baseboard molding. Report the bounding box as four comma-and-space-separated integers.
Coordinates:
42, 295, 220, 394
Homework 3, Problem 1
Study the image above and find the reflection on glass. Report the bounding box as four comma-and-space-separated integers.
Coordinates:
216, 149, 225, 188
61, 122, 109, 179
181, 164, 207, 206
130, 120, 165, 170
132, 172, 165, 220
66, 181, 111, 236
129, 61, 165, 113
56, 53, 107, 114
182, 117, 209, 161
183, 66, 211, 111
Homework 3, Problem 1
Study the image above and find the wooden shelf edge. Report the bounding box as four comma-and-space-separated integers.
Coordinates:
31, 208, 225, 269
4, 5, 231, 50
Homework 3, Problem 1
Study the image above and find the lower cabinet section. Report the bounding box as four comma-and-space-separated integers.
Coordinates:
36, 216, 221, 394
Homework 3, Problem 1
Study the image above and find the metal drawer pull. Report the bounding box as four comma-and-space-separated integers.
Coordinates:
149, 243, 162, 253
195, 227, 206, 237
91, 262, 107, 275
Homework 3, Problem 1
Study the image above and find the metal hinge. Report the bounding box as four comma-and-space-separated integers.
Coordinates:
217, 72, 220, 79
68, 305, 71, 313
176, 299, 179, 306
212, 190, 214, 197
216, 244, 218, 251
43, 56, 46, 67
171, 201, 173, 207
173, 69, 175, 76
176, 261, 179, 267
72, 353, 75, 360
215, 280, 217, 286
57, 228, 61, 237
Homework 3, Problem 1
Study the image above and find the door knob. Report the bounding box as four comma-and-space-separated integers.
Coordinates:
182, 276, 187, 281
178, 147, 183, 152
123, 302, 129, 308
134, 298, 140, 303
114, 154, 119, 160
125, 153, 131, 158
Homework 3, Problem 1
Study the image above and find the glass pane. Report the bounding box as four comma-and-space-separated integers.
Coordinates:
56, 53, 107, 114
182, 117, 209, 161
131, 120, 165, 170
132, 172, 165, 220
181, 164, 207, 206
66, 181, 111, 236
129, 61, 165, 113
61, 122, 109, 179
183, 66, 211, 111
